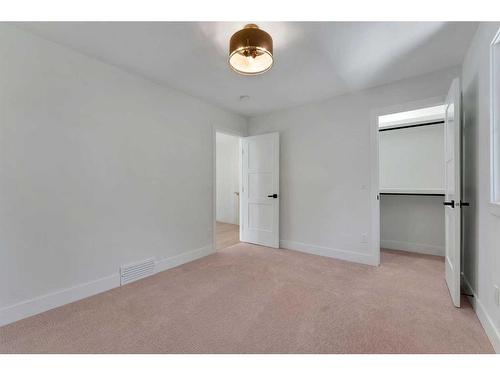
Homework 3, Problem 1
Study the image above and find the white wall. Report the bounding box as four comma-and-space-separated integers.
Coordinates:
248, 66, 460, 266
216, 133, 240, 225
0, 25, 247, 325
461, 22, 500, 352
379, 124, 445, 191
380, 195, 444, 256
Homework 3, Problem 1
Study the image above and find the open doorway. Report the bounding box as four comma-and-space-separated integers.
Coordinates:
372, 80, 463, 307
214, 130, 280, 251
377, 103, 447, 259
215, 132, 241, 250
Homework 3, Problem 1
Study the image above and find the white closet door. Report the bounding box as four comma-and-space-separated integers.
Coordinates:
444, 77, 462, 308
240, 133, 279, 248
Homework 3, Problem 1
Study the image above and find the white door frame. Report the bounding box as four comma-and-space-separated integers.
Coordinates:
369, 95, 446, 265
212, 125, 246, 252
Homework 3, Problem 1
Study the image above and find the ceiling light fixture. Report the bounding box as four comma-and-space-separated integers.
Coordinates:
229, 24, 273, 75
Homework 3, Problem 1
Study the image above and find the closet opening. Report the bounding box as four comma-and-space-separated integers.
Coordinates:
377, 103, 447, 261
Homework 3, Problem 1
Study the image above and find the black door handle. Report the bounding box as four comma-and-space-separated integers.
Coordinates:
267, 194, 278, 198
443, 200, 455, 208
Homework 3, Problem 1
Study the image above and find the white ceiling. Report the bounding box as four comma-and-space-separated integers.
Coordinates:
15, 22, 478, 117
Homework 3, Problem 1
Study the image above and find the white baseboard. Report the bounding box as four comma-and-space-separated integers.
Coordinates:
155, 245, 215, 273
462, 275, 500, 353
380, 239, 444, 256
280, 240, 378, 266
0, 244, 214, 327
0, 273, 120, 327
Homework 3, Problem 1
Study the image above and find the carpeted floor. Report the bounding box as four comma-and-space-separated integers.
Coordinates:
0, 244, 494, 353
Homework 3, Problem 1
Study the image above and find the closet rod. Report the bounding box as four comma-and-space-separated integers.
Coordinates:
380, 192, 445, 197
378, 120, 444, 132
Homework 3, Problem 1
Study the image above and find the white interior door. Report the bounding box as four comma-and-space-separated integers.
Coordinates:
240, 132, 279, 248
444, 77, 462, 307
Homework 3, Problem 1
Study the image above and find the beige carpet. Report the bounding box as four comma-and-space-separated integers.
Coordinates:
0, 244, 494, 353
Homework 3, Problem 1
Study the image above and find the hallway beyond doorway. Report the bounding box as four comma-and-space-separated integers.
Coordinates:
216, 221, 240, 250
